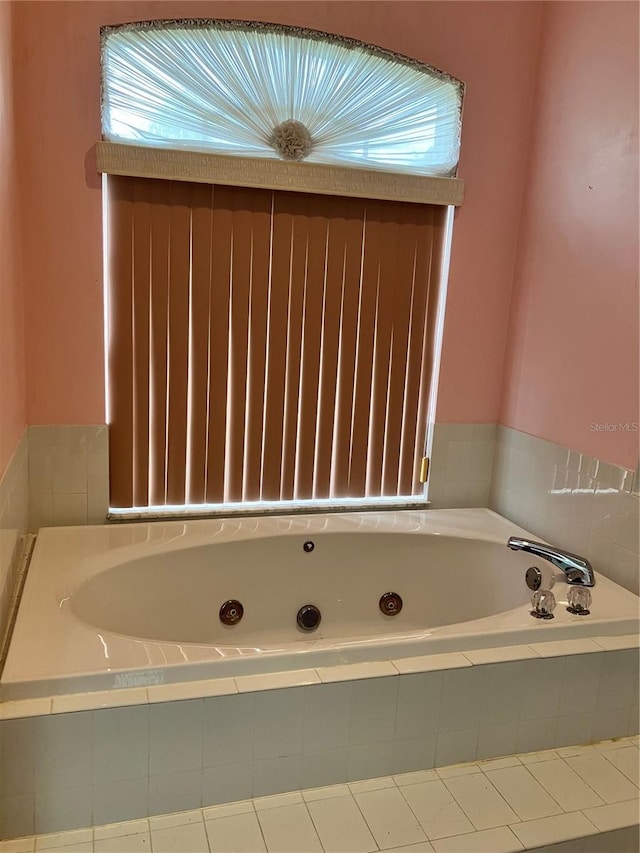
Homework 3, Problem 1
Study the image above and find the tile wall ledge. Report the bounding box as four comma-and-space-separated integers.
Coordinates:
2, 635, 637, 718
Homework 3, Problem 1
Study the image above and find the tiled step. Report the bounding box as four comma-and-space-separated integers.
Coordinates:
1, 737, 637, 853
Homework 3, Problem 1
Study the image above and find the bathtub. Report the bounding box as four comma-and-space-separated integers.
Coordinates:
2, 508, 638, 700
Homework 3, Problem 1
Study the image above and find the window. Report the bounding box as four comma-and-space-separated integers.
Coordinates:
99, 21, 464, 516
102, 20, 463, 176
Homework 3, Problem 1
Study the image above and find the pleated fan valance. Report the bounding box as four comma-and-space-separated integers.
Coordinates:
98, 20, 465, 206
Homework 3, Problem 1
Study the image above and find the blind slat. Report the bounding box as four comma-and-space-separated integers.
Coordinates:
412, 206, 447, 492
382, 207, 420, 497
225, 187, 253, 503
147, 180, 171, 505
293, 204, 329, 500
280, 193, 310, 501
187, 182, 214, 503
331, 199, 366, 497
108, 176, 135, 508
204, 186, 233, 503
243, 189, 273, 502
261, 195, 294, 501
165, 182, 191, 505
366, 205, 398, 497
346, 204, 382, 497
131, 179, 151, 507
398, 208, 434, 495
313, 206, 348, 499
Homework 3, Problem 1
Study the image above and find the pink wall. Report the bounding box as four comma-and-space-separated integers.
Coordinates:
12, 1, 541, 427
0, 1, 26, 477
501, 1, 639, 470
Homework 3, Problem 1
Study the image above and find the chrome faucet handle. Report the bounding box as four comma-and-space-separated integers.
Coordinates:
507, 536, 595, 587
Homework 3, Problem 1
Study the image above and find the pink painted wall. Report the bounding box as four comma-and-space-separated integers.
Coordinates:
0, 1, 26, 477
11, 1, 541, 427
501, 2, 639, 470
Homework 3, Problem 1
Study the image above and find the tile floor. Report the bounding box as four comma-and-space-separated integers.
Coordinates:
1, 738, 638, 853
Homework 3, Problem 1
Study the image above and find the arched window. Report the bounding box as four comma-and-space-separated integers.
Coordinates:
98, 21, 464, 516
102, 20, 463, 177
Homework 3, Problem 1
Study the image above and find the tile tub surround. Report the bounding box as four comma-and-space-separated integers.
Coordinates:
0, 741, 638, 853
490, 426, 639, 596
27, 425, 108, 530
428, 423, 497, 510
24, 418, 638, 602
0, 644, 638, 838
24, 422, 494, 527
0, 432, 28, 645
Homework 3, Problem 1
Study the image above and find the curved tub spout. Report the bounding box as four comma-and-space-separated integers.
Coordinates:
507, 537, 596, 587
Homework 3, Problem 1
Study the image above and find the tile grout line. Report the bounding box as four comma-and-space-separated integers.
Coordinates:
251, 798, 272, 853
348, 785, 384, 852
389, 775, 438, 845
304, 794, 344, 853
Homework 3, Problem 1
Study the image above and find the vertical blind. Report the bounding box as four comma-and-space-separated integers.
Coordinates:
107, 176, 446, 509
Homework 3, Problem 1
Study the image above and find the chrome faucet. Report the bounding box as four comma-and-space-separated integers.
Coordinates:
507, 537, 595, 587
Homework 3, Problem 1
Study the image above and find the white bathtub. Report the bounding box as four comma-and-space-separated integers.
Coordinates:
2, 508, 638, 699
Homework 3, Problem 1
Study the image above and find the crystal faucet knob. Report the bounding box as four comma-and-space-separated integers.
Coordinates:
531, 588, 556, 619
567, 586, 592, 615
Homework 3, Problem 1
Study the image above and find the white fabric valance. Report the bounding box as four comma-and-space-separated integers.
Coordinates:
101, 20, 465, 182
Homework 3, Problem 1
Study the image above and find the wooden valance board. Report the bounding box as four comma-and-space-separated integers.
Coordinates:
96, 141, 464, 207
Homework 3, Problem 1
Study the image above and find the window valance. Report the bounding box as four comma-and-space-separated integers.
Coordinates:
98, 20, 465, 206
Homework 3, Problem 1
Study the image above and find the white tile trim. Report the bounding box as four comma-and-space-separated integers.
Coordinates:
316, 661, 399, 682
0, 697, 52, 719
52, 688, 148, 714
235, 670, 321, 693
147, 678, 237, 703
1, 636, 636, 717
393, 652, 471, 674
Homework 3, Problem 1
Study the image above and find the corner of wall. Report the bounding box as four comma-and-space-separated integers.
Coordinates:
0, 429, 29, 642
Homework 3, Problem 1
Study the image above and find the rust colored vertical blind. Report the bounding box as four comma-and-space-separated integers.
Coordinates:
107, 176, 446, 509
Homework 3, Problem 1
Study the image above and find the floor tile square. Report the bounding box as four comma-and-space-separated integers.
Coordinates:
526, 759, 605, 811
150, 820, 210, 853
307, 795, 377, 853
565, 753, 639, 804
400, 780, 474, 841
355, 786, 428, 849
443, 772, 519, 830
484, 765, 563, 821
206, 812, 266, 853
257, 803, 322, 853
